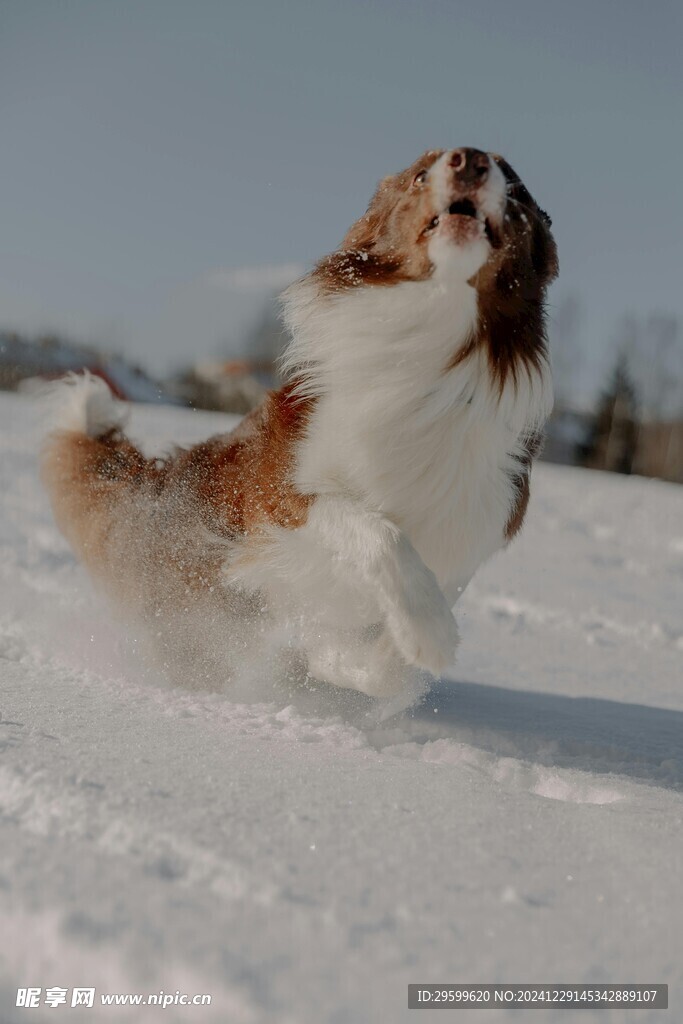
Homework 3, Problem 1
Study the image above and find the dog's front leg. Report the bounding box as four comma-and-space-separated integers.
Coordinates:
307, 496, 459, 677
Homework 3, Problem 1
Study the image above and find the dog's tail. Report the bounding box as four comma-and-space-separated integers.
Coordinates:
42, 369, 129, 438
41, 373, 150, 579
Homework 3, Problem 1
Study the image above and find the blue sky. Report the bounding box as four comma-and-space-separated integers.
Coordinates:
2, 0, 681, 398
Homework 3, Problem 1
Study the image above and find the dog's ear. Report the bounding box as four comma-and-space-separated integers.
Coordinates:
531, 214, 559, 284
493, 154, 558, 284
342, 213, 380, 251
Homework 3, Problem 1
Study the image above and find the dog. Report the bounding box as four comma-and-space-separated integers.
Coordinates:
42, 148, 557, 702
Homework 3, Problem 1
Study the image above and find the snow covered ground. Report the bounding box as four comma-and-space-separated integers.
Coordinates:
1, 390, 682, 1023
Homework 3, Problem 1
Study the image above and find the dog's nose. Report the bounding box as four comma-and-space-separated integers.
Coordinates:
449, 148, 490, 186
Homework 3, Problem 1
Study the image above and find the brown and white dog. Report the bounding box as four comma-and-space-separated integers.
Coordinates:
43, 148, 557, 702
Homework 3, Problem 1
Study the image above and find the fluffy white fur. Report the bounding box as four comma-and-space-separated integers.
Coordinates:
41, 370, 128, 437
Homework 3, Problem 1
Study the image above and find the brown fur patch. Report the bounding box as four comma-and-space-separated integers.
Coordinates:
42, 385, 314, 595
504, 432, 544, 541
449, 157, 558, 391
165, 385, 314, 537
484, 158, 557, 378
41, 428, 152, 595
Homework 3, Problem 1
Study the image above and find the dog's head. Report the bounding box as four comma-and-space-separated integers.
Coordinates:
286, 148, 557, 392
316, 147, 556, 296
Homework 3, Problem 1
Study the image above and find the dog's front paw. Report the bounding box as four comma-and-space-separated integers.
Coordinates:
385, 585, 460, 677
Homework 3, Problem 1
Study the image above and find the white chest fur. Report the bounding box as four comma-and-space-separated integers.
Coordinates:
284, 269, 553, 594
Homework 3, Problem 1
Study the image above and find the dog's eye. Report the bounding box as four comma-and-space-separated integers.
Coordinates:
413, 170, 427, 186
424, 216, 439, 233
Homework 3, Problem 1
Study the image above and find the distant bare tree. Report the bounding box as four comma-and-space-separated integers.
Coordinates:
619, 313, 683, 421
578, 351, 639, 474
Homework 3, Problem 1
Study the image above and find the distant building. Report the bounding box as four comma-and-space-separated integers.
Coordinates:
0, 331, 173, 404
632, 421, 683, 484
168, 359, 269, 415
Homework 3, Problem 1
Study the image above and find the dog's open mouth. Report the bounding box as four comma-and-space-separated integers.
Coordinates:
447, 197, 498, 246
448, 198, 478, 219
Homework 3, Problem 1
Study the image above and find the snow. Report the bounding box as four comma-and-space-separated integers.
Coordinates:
1, 390, 682, 1023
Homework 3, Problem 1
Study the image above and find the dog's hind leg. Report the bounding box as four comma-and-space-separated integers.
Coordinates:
41, 374, 156, 585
